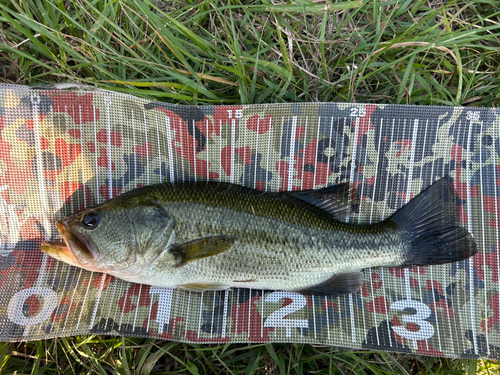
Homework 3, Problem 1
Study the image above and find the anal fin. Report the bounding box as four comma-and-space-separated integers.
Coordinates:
298, 270, 364, 297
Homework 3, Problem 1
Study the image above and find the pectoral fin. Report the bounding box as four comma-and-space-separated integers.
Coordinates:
171, 235, 236, 267
298, 270, 364, 297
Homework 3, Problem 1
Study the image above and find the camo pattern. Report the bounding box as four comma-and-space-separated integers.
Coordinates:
1, 84, 500, 359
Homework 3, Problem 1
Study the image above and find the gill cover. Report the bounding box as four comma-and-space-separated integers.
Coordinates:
55, 196, 177, 276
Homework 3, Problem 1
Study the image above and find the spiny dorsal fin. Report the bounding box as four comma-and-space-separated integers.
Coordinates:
291, 183, 359, 221
298, 270, 364, 297
171, 235, 235, 267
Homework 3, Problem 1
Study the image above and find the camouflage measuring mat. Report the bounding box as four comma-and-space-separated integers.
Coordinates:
1, 84, 499, 359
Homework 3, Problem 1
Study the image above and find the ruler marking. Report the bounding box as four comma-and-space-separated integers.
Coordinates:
327, 117, 335, 185
381, 118, 397, 347
164, 116, 175, 182
392, 118, 406, 302
235, 289, 240, 335
356, 112, 371, 340
338, 296, 343, 341
287, 116, 298, 191
478, 119, 490, 356
106, 98, 113, 192
312, 298, 317, 339
132, 110, 138, 183
346, 114, 360, 343
184, 291, 192, 338
116, 281, 128, 331
178, 117, 184, 179
417, 118, 430, 351
221, 290, 229, 338
254, 118, 260, 189
31, 95, 51, 238
247, 289, 252, 339
465, 120, 479, 355
131, 284, 143, 331
403, 119, 420, 305
261, 290, 265, 338
300, 116, 308, 189
155, 113, 162, 182
144, 112, 150, 185
369, 118, 385, 347
192, 120, 197, 183
494, 115, 500, 345
219, 119, 223, 182
324, 297, 331, 341
312, 117, 321, 189
63, 106, 87, 330
444, 120, 460, 353
197, 292, 204, 339
230, 118, 236, 183
265, 118, 273, 191
210, 292, 216, 337
88, 273, 107, 330
452, 121, 467, 353
206, 119, 209, 183
277, 117, 284, 191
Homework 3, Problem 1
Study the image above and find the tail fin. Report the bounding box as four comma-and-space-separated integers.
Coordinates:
390, 177, 477, 267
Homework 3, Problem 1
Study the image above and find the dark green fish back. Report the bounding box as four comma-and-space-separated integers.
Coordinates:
110, 181, 385, 234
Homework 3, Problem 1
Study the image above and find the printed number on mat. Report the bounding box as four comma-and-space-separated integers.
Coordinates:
8, 287, 58, 336
350, 107, 366, 117
390, 299, 435, 341
264, 291, 308, 337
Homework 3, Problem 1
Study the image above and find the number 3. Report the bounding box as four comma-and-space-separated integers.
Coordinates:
390, 299, 435, 345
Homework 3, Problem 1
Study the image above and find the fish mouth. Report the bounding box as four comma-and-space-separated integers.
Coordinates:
41, 240, 79, 266
41, 220, 96, 269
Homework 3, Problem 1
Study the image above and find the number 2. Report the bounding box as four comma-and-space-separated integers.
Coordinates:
263, 291, 308, 337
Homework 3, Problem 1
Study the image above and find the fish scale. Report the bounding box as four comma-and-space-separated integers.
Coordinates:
42, 178, 477, 296
161, 203, 336, 290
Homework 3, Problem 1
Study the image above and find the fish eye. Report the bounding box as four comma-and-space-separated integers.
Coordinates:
81, 210, 100, 229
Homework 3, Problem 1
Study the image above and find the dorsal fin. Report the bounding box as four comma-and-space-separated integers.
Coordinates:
291, 183, 359, 220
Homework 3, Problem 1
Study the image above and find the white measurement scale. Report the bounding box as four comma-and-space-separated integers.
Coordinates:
0, 84, 497, 359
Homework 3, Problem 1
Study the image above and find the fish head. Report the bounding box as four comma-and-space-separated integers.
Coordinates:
43, 195, 176, 278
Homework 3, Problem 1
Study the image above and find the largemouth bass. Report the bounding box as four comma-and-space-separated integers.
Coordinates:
41, 177, 477, 296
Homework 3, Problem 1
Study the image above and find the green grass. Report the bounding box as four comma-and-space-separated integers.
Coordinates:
1, 0, 500, 373
1, 0, 499, 106
1, 338, 499, 374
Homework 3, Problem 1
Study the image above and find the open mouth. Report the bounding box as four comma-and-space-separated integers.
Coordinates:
41, 221, 95, 267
